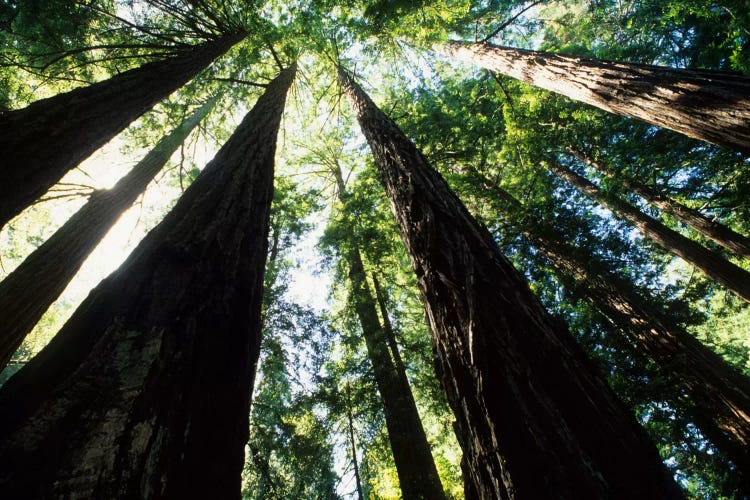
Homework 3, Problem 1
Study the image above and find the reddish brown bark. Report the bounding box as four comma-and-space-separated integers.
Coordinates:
477, 174, 750, 476
0, 100, 214, 371
0, 64, 295, 499
443, 41, 750, 154
546, 160, 750, 303
340, 67, 682, 499
568, 147, 750, 260
0, 32, 244, 228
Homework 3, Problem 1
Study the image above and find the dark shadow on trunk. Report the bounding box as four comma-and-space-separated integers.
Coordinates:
0, 100, 215, 371
0, 32, 245, 228
340, 66, 682, 499
0, 64, 295, 499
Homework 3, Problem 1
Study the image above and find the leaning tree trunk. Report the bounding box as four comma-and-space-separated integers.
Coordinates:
442, 41, 750, 154
339, 67, 683, 499
0, 32, 245, 229
0, 64, 295, 499
0, 99, 215, 371
477, 173, 750, 476
334, 168, 446, 499
547, 160, 750, 303
568, 147, 750, 260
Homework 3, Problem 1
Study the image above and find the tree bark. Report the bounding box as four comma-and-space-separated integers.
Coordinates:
476, 173, 750, 477
0, 32, 245, 229
346, 384, 366, 500
442, 41, 750, 154
371, 273, 410, 388
334, 168, 446, 500
568, 147, 750, 260
546, 160, 750, 303
0, 64, 295, 499
340, 67, 683, 500
0, 100, 214, 371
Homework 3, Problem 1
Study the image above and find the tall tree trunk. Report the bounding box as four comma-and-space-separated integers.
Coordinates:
442, 41, 750, 154
474, 171, 750, 476
333, 168, 446, 500
339, 67, 683, 499
0, 64, 295, 499
346, 384, 366, 500
0, 99, 214, 371
568, 147, 750, 260
0, 32, 245, 229
371, 273, 409, 388
546, 160, 750, 303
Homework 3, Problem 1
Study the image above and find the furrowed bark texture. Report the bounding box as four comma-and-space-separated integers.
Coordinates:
340, 68, 682, 500
569, 147, 750, 260
482, 178, 750, 475
443, 41, 750, 154
0, 100, 214, 371
547, 161, 750, 303
0, 32, 244, 228
0, 64, 295, 499
334, 169, 446, 499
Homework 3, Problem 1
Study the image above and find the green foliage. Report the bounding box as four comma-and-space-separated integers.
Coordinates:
243, 178, 338, 499
3, 0, 750, 497
540, 0, 750, 71
380, 51, 748, 495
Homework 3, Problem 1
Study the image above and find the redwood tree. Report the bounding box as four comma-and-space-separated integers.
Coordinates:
475, 172, 750, 475
0, 99, 214, 371
0, 32, 244, 228
0, 63, 295, 499
333, 167, 446, 499
546, 159, 750, 303
339, 67, 682, 499
568, 146, 750, 260
443, 41, 750, 154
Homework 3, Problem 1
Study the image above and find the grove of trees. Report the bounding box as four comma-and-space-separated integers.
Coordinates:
0, 0, 748, 498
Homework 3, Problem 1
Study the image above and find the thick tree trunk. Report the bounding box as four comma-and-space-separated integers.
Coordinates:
547, 160, 750, 303
340, 67, 683, 499
443, 41, 750, 154
478, 174, 750, 476
0, 32, 244, 229
334, 168, 446, 499
0, 65, 295, 499
568, 147, 750, 260
0, 100, 214, 371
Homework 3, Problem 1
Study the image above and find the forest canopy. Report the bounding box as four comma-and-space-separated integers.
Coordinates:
0, 0, 749, 498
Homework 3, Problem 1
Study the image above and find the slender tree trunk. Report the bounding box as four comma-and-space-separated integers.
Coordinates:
568, 147, 750, 260
371, 273, 409, 388
333, 169, 446, 500
442, 41, 750, 154
547, 160, 750, 303
0, 100, 215, 371
0, 32, 245, 229
0, 64, 295, 499
475, 172, 750, 476
346, 384, 366, 500
340, 67, 683, 499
